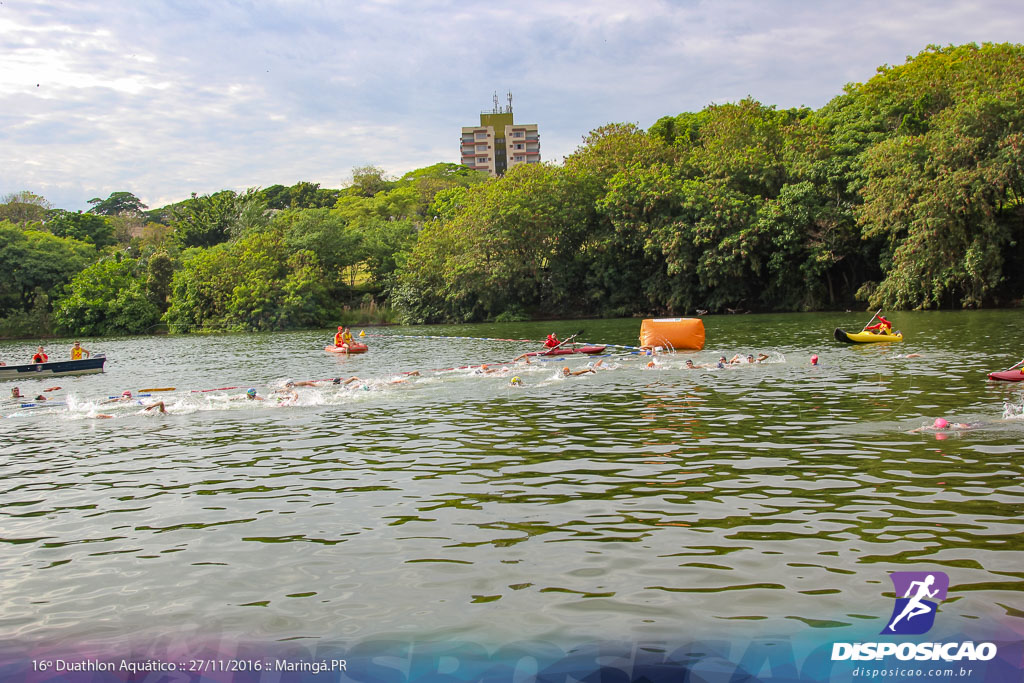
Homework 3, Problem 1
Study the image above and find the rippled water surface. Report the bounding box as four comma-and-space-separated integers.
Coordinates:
2, 312, 1023, 650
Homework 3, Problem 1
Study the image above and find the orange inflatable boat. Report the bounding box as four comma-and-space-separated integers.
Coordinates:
325, 343, 368, 354
639, 318, 705, 350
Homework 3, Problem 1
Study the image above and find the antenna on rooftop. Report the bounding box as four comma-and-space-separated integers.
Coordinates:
506, 91, 513, 114
492, 91, 500, 113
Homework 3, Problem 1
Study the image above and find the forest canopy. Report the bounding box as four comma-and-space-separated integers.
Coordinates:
3, 43, 1022, 337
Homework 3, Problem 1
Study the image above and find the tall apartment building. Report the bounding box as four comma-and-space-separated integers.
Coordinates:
460, 92, 540, 176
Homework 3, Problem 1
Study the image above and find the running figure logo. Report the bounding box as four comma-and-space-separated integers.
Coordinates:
882, 571, 949, 635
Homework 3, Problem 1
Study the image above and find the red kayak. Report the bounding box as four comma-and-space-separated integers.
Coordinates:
988, 369, 1024, 381
523, 345, 606, 357
325, 343, 368, 355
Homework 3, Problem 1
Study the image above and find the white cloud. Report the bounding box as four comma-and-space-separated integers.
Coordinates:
2, 0, 1023, 209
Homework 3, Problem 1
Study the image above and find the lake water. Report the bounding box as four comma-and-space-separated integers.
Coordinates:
1, 311, 1023, 663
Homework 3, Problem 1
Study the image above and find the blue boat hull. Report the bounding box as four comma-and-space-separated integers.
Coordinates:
0, 356, 106, 380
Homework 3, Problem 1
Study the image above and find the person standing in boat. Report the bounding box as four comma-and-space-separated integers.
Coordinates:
32, 346, 48, 363
70, 340, 91, 360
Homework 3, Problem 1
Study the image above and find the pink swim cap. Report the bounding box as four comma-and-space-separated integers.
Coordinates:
811, 354, 818, 364
933, 418, 949, 429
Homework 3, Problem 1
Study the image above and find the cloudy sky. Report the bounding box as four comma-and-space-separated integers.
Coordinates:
2, 0, 1022, 211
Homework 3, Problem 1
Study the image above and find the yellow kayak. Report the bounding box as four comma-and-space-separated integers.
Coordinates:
834, 328, 903, 343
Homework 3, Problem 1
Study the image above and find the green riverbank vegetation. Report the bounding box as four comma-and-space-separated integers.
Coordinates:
3, 43, 1023, 337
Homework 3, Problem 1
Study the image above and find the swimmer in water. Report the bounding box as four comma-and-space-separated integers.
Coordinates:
562, 366, 594, 377
810, 354, 819, 366
284, 379, 318, 388
94, 400, 165, 418
909, 417, 973, 433
274, 387, 299, 403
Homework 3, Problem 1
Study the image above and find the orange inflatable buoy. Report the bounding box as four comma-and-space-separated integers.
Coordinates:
639, 318, 705, 350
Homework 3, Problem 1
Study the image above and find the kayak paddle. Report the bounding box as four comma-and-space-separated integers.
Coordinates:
548, 330, 584, 352
861, 309, 882, 331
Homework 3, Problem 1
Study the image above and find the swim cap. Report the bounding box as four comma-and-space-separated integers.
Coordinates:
246, 388, 256, 397
934, 418, 949, 429
332, 377, 341, 384
122, 390, 132, 397
811, 355, 818, 364
510, 376, 522, 385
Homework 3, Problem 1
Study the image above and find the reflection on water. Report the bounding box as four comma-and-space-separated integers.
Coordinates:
1, 311, 1023, 650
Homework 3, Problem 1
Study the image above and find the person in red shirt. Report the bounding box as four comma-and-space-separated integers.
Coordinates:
865, 314, 893, 335
543, 333, 560, 348
31, 346, 48, 363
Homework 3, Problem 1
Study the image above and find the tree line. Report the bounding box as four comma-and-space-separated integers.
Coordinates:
2, 43, 1022, 338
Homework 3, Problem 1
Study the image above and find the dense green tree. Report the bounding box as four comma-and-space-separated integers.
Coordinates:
855, 43, 1024, 308
277, 208, 363, 275
45, 209, 117, 248
350, 166, 394, 198
396, 163, 593, 322
172, 191, 238, 248
171, 189, 268, 247
87, 191, 148, 216
262, 184, 289, 209
54, 257, 161, 336
0, 223, 96, 317
163, 229, 343, 332
0, 191, 52, 224
145, 251, 175, 312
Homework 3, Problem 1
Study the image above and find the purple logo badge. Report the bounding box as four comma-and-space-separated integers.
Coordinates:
881, 571, 949, 635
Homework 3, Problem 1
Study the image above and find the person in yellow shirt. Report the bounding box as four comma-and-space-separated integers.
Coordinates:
70, 340, 91, 360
